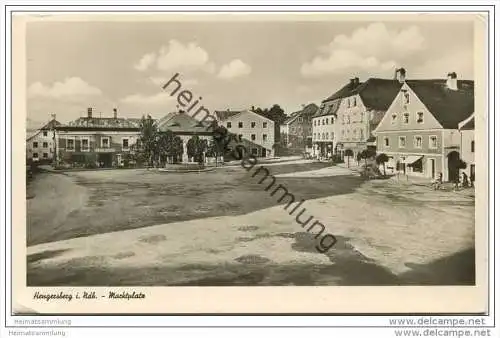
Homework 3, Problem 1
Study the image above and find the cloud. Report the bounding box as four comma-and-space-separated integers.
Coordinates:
412, 48, 473, 79
301, 23, 426, 77
28, 77, 102, 99
134, 53, 156, 71
120, 92, 176, 106
156, 40, 211, 72
149, 76, 199, 87
217, 59, 252, 79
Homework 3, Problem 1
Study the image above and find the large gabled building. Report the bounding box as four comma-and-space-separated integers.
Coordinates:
313, 75, 402, 160
214, 109, 275, 157
280, 103, 318, 155
26, 117, 61, 163
373, 71, 474, 181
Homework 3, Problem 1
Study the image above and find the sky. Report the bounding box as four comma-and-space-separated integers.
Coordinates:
26, 16, 474, 128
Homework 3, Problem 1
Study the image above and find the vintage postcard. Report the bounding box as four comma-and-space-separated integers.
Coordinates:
11, 11, 489, 314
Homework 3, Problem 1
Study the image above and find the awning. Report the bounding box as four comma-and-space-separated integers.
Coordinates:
402, 155, 423, 164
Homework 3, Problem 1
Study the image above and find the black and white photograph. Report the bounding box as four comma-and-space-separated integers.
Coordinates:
21, 14, 481, 291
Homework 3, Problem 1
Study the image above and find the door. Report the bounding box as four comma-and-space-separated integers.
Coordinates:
428, 159, 436, 178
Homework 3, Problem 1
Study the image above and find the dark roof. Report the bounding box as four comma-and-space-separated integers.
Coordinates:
158, 111, 213, 133
62, 117, 141, 129
314, 99, 341, 117
26, 119, 61, 140
284, 103, 318, 124
406, 79, 474, 129
322, 78, 403, 111
461, 118, 474, 130
214, 110, 243, 120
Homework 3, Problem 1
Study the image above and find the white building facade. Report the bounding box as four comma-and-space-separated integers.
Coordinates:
215, 110, 275, 157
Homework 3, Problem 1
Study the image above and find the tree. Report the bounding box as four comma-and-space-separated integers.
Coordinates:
138, 115, 159, 167
157, 130, 176, 165
376, 153, 389, 176
186, 136, 197, 162
344, 149, 354, 168
213, 125, 229, 166
172, 136, 183, 163
356, 152, 362, 166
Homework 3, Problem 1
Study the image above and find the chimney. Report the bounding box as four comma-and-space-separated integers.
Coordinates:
87, 107, 93, 118
446, 72, 458, 90
353, 77, 360, 86
395, 68, 406, 83
113, 108, 118, 119
251, 106, 255, 111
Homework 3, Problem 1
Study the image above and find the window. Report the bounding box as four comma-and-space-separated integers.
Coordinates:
101, 137, 110, 148
238, 134, 243, 141
326, 133, 329, 139
263, 134, 268, 142
122, 138, 129, 150
325, 118, 329, 125
33, 153, 38, 159
313, 133, 316, 140
331, 132, 334, 139
33, 142, 38, 148
384, 137, 390, 147
251, 148, 258, 155
322, 119, 325, 125
399, 136, 406, 148
42, 142, 48, 148
353, 129, 357, 137
360, 129, 364, 141
429, 136, 438, 149
43, 153, 48, 159
251, 122, 256, 128
353, 97, 357, 106
42, 131, 48, 137
298, 117, 302, 123
322, 133, 325, 140
81, 138, 90, 152
403, 91, 410, 104
313, 120, 316, 126
360, 112, 364, 122
331, 117, 334, 124
471, 140, 475, 153
238, 122, 243, 128
226, 122, 232, 128
67, 138, 75, 151
347, 98, 351, 108
403, 113, 409, 124
263, 122, 267, 128
414, 136, 423, 148
391, 113, 397, 124
251, 134, 256, 141
416, 112, 424, 124
347, 116, 351, 124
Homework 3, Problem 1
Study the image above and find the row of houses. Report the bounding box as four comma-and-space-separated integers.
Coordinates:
26, 107, 275, 168
280, 68, 475, 182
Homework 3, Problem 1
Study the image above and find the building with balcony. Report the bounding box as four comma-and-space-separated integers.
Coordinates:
55, 108, 141, 168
